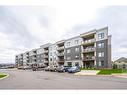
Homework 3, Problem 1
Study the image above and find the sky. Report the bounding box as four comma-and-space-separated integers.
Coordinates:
0, 1, 127, 63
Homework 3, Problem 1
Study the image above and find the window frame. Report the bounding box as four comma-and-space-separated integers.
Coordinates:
98, 33, 104, 39
98, 52, 104, 57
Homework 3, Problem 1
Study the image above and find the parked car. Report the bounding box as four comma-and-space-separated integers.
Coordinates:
38, 64, 47, 68
57, 66, 65, 72
44, 66, 50, 71
32, 64, 38, 71
68, 66, 80, 73
0, 67, 8, 69
63, 66, 71, 72
50, 66, 58, 72
17, 66, 24, 69
23, 66, 31, 70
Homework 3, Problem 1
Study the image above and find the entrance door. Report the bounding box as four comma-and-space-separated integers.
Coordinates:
83, 62, 93, 69
68, 62, 72, 67
75, 62, 79, 67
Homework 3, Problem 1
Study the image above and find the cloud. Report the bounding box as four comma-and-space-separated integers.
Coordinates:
0, 5, 127, 63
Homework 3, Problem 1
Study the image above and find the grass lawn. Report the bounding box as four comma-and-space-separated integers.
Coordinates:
0, 73, 7, 78
97, 69, 127, 75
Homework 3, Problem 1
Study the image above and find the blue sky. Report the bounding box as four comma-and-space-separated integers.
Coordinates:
0, 4, 127, 63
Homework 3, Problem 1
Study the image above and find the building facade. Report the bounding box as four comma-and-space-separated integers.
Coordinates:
64, 36, 82, 67
15, 27, 111, 69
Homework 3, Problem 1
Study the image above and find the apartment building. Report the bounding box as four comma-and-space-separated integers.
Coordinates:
15, 27, 111, 69
29, 49, 37, 65
36, 48, 44, 65
64, 36, 82, 67
80, 27, 111, 68
56, 40, 65, 66
40, 43, 51, 66
49, 44, 58, 67
15, 54, 23, 67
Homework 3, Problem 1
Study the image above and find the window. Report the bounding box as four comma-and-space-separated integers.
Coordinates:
99, 61, 101, 66
67, 49, 70, 53
98, 52, 104, 57
68, 62, 72, 67
98, 42, 104, 48
99, 60, 104, 66
75, 47, 79, 52
67, 42, 70, 47
75, 55, 79, 59
75, 40, 79, 44
50, 47, 52, 51
50, 53, 52, 56
50, 58, 52, 61
37, 55, 40, 58
67, 57, 71, 60
41, 55, 43, 57
98, 33, 104, 39
75, 62, 79, 67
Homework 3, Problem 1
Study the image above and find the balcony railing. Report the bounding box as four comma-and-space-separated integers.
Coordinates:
57, 52, 64, 56
44, 55, 48, 58
57, 59, 64, 62
32, 52, 36, 55
57, 46, 64, 51
44, 50, 49, 53
83, 56, 95, 61
83, 47, 95, 53
82, 38, 95, 45
44, 60, 48, 63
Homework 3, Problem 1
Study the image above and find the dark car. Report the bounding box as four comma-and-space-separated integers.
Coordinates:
68, 66, 80, 73
32, 64, 38, 71
64, 66, 71, 72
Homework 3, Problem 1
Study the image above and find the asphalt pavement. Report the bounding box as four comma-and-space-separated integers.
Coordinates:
0, 69, 127, 89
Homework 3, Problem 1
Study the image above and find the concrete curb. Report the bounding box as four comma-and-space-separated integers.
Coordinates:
74, 74, 112, 77
0, 73, 9, 80
112, 74, 127, 79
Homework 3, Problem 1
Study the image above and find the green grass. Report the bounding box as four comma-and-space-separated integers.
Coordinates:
0, 73, 7, 78
97, 69, 127, 75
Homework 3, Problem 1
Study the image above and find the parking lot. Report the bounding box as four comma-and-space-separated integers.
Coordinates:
0, 69, 127, 89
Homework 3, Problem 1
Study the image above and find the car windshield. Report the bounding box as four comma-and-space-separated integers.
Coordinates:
71, 67, 77, 69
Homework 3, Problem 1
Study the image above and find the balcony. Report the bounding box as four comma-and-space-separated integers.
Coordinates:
81, 39, 95, 46
44, 60, 48, 63
44, 55, 48, 58
44, 50, 49, 53
26, 54, 29, 57
83, 47, 95, 53
83, 56, 95, 61
31, 52, 36, 55
57, 52, 64, 56
57, 46, 64, 51
57, 59, 64, 62
32, 55, 36, 59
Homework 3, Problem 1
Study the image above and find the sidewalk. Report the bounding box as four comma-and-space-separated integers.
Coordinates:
74, 70, 100, 76
112, 74, 127, 79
